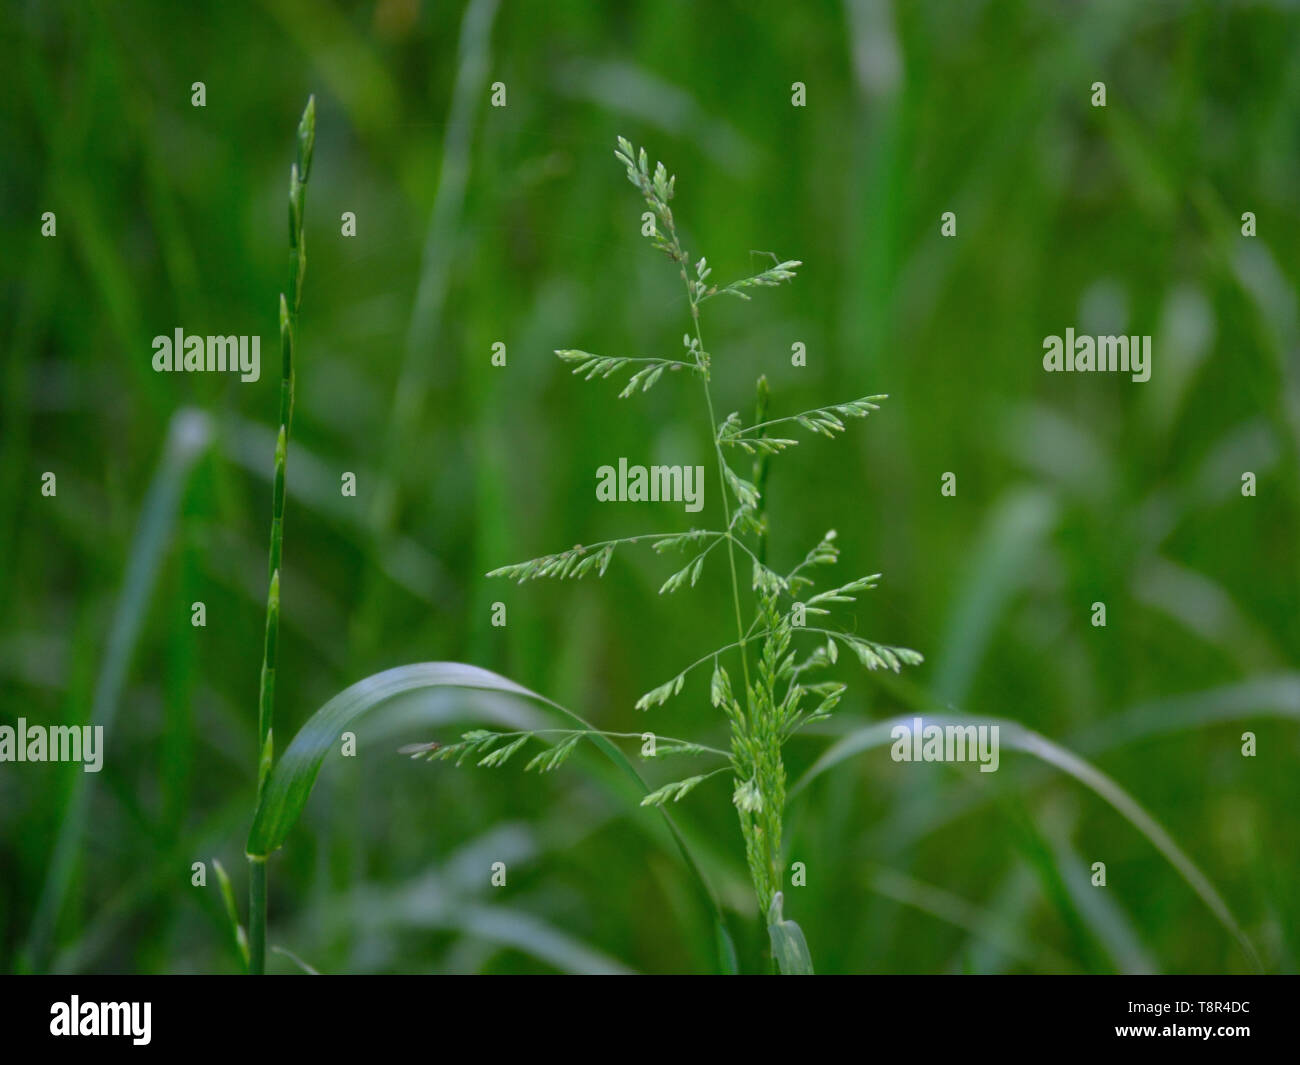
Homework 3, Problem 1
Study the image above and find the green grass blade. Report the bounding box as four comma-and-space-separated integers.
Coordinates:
19, 408, 212, 971
213, 858, 250, 971
366, 0, 498, 539
1046, 833, 1159, 974
245, 661, 734, 969
247, 663, 538, 854
932, 490, 1057, 703
794, 712, 1262, 970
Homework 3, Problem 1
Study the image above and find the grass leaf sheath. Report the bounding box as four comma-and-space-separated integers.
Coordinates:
248, 94, 315, 976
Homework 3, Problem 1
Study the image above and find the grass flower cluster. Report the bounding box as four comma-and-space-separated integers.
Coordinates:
407, 137, 922, 965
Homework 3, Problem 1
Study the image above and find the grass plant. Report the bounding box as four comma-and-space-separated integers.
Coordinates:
247, 95, 315, 976
407, 139, 923, 969
239, 132, 1263, 976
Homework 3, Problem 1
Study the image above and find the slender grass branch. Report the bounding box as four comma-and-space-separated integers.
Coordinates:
650, 201, 756, 702
639, 619, 913, 712
402, 727, 733, 762
726, 396, 885, 440
488, 529, 725, 583
694, 323, 754, 699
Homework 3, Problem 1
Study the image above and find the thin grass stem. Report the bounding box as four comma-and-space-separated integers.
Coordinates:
248, 94, 315, 976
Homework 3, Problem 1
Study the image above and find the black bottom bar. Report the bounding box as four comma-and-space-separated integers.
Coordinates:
0, 974, 1294, 1053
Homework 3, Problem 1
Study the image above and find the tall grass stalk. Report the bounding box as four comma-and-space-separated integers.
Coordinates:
407, 139, 922, 969
248, 95, 315, 976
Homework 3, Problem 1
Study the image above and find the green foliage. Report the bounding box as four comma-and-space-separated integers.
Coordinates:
794, 712, 1263, 969
457, 138, 923, 964
245, 660, 737, 970
12, 1, 1291, 979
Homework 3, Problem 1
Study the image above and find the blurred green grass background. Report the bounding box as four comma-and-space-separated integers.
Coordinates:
2, 0, 1298, 974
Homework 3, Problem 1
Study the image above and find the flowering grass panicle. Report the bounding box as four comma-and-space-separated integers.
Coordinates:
410, 137, 922, 971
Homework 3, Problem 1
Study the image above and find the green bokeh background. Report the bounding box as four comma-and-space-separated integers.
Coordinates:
2, 0, 1297, 974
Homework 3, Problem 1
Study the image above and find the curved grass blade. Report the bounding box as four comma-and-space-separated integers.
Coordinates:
825, 673, 1300, 854
248, 663, 538, 854
1072, 673, 1300, 754
793, 712, 1262, 970
246, 661, 734, 970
